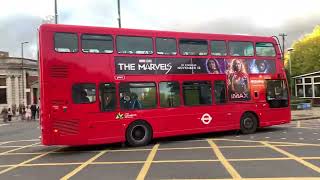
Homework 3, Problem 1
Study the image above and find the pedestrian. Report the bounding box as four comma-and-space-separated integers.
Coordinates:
25, 106, 32, 120
1, 107, 8, 123
7, 107, 13, 122
22, 104, 26, 120
31, 103, 37, 120
36, 103, 40, 119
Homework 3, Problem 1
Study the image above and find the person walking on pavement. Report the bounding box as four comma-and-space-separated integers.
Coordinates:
1, 107, 8, 123
31, 103, 37, 120
7, 107, 13, 122
25, 106, 32, 121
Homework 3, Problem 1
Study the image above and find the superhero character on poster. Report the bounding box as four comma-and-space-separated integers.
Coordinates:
205, 59, 221, 74
247, 59, 274, 74
226, 59, 250, 100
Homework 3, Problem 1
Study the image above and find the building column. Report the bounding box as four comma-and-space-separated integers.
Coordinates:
23, 69, 27, 104
6, 76, 12, 106
15, 76, 20, 105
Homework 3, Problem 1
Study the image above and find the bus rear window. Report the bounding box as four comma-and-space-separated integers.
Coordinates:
179, 39, 208, 56
229, 41, 253, 56
54, 32, 78, 53
256, 42, 276, 57
81, 34, 113, 53
117, 36, 153, 54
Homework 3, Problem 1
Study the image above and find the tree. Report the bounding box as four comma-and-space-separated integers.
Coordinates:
287, 25, 320, 76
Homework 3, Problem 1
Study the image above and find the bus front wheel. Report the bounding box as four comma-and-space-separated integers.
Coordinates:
126, 121, 152, 147
240, 113, 258, 134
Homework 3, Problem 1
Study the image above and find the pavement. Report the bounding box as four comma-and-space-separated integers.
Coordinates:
291, 107, 320, 121
0, 117, 320, 179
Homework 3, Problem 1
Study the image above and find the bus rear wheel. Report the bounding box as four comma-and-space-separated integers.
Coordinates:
240, 113, 258, 134
126, 121, 152, 147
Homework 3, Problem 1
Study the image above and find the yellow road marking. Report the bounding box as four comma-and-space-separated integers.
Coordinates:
23, 162, 83, 166
0, 142, 39, 155
136, 144, 159, 180
0, 147, 62, 175
0, 152, 43, 155
0, 156, 319, 169
213, 138, 320, 147
166, 178, 320, 180
207, 139, 241, 179
0, 139, 39, 145
242, 178, 320, 180
60, 149, 108, 180
291, 127, 320, 130
297, 121, 301, 128
261, 142, 320, 173
0, 145, 31, 148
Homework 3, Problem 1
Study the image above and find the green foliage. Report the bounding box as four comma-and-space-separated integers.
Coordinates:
288, 25, 320, 76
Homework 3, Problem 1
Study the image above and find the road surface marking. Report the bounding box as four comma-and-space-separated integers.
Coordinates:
213, 138, 320, 147
60, 149, 108, 180
0, 142, 39, 155
261, 141, 320, 173
136, 143, 159, 180
207, 139, 241, 179
0, 147, 62, 175
297, 121, 301, 128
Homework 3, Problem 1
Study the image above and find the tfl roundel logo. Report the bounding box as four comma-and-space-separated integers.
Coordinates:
201, 113, 212, 124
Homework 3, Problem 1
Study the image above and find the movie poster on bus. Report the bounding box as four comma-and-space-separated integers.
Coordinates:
246, 59, 276, 74
192, 58, 226, 74
156, 58, 193, 74
226, 58, 250, 101
115, 57, 157, 74
115, 57, 194, 75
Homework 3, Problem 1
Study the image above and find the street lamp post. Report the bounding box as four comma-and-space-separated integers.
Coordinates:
21, 41, 29, 104
287, 48, 294, 97
117, 0, 121, 28
55, 0, 58, 24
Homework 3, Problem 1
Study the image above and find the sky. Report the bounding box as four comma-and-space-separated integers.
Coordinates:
0, 0, 319, 59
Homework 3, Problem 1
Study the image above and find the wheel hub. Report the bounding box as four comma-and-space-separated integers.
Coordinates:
132, 126, 146, 141
243, 118, 253, 129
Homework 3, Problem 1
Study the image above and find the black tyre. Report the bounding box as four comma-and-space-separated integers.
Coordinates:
126, 121, 152, 147
240, 113, 258, 134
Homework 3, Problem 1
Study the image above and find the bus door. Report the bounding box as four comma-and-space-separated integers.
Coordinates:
265, 80, 290, 121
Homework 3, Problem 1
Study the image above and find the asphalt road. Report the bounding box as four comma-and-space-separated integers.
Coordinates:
0, 119, 320, 180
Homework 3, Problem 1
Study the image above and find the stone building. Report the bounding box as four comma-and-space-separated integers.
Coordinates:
0, 52, 39, 112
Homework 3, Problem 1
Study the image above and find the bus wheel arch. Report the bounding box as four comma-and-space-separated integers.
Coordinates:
125, 120, 153, 146
240, 111, 259, 134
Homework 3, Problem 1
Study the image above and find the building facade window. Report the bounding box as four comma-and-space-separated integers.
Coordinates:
295, 75, 320, 98
0, 77, 7, 104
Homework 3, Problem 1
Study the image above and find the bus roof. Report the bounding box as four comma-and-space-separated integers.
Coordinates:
39, 24, 276, 43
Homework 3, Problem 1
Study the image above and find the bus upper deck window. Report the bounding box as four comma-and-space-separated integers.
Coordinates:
54, 32, 78, 53
81, 34, 113, 54
179, 39, 208, 56
211, 41, 227, 56
116, 36, 153, 55
256, 42, 276, 57
156, 38, 177, 55
229, 41, 253, 56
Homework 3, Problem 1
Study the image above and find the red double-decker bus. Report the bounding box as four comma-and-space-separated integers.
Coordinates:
39, 24, 290, 146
